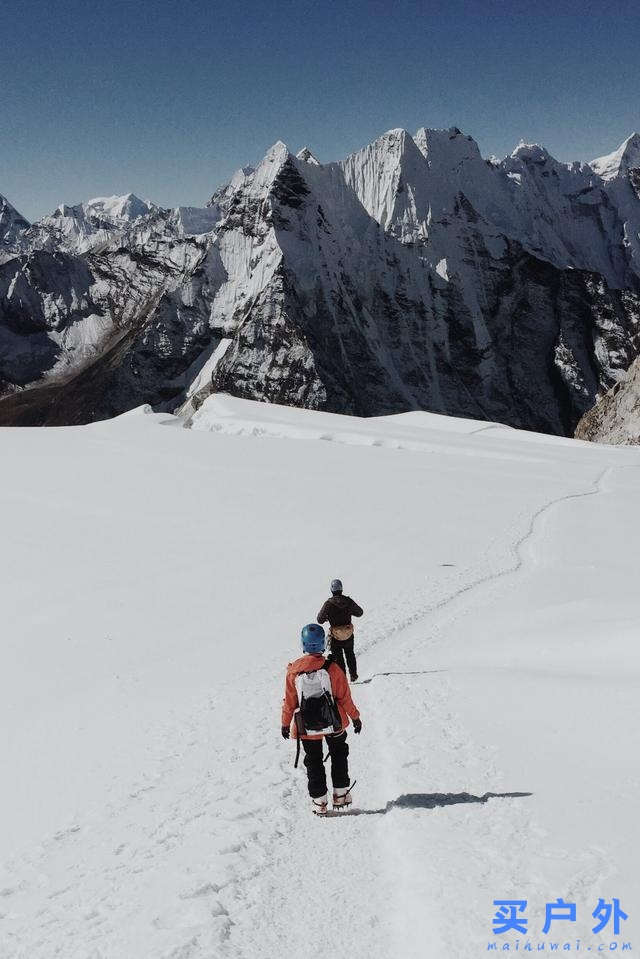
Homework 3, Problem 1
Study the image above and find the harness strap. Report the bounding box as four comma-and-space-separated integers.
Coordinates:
293, 701, 305, 767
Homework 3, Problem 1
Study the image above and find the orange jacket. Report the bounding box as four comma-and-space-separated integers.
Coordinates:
282, 653, 360, 740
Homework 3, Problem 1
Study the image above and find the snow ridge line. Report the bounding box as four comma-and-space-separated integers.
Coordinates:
185, 412, 550, 467
357, 465, 612, 664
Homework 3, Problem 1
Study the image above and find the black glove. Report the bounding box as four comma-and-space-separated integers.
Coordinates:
352, 718, 362, 734
281, 725, 290, 739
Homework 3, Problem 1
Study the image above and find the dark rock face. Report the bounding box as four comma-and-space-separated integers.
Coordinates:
1, 131, 640, 433
0, 240, 216, 420
212, 229, 640, 435
0, 252, 97, 388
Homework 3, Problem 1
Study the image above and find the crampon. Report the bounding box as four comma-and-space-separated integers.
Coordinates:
332, 780, 357, 810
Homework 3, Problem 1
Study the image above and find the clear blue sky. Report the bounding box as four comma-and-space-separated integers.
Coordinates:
3, 0, 639, 220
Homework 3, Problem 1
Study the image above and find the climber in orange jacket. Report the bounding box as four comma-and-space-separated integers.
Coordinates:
281, 623, 361, 814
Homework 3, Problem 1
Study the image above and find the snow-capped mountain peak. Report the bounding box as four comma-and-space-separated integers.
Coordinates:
590, 133, 640, 181
509, 141, 552, 163
340, 128, 428, 231
0, 193, 30, 249
249, 140, 292, 196
50, 194, 156, 225
15, 193, 160, 256
209, 142, 293, 210
83, 193, 156, 223
296, 146, 320, 165
414, 126, 482, 167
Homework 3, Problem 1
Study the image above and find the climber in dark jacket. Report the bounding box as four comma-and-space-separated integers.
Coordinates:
317, 579, 363, 682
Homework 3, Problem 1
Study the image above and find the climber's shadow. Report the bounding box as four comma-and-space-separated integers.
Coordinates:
323, 791, 532, 817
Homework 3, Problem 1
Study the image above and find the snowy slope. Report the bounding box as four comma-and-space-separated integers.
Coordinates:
591, 133, 640, 182
1, 398, 638, 957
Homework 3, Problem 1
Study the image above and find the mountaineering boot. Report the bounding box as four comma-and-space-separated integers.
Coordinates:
333, 785, 353, 810
312, 793, 329, 815
349, 671, 358, 682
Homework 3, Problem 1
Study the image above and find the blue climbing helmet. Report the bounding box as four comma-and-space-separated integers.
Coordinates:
301, 623, 326, 654
331, 579, 343, 594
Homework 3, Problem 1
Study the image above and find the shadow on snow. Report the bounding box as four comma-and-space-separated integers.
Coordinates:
352, 669, 447, 685
323, 791, 533, 818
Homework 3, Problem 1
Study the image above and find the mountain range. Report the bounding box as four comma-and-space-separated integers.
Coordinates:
1, 126, 640, 436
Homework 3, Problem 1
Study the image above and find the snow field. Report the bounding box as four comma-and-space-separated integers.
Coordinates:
1, 398, 639, 957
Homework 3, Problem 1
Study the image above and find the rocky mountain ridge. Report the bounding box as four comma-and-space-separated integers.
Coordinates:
1, 127, 639, 433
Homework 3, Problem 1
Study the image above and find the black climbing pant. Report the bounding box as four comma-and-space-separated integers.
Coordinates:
329, 636, 357, 679
302, 731, 350, 798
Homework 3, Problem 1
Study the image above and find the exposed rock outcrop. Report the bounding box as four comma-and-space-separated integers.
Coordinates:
575, 355, 640, 444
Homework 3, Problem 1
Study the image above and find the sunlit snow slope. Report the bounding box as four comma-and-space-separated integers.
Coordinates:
1, 397, 638, 958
